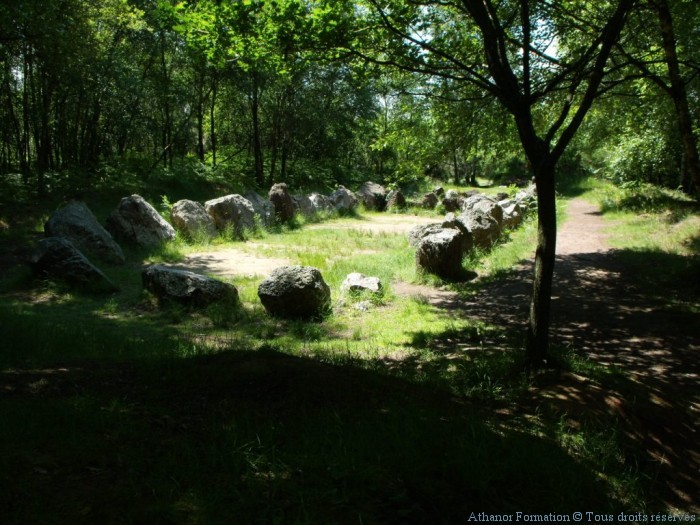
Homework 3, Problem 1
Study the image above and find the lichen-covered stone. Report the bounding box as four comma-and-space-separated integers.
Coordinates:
142, 265, 239, 308
171, 199, 217, 239
107, 195, 176, 248
258, 266, 331, 319
45, 201, 125, 264
30, 237, 118, 293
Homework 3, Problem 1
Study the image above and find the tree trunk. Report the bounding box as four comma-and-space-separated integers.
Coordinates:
655, 0, 700, 194
210, 73, 217, 167
525, 160, 557, 367
251, 72, 264, 188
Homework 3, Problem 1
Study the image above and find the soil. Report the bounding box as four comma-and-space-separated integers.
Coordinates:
164, 214, 439, 278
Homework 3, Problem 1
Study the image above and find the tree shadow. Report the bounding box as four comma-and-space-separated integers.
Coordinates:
1, 346, 622, 524
398, 246, 700, 511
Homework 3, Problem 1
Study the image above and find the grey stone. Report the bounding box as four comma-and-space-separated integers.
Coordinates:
442, 212, 474, 253
107, 195, 176, 248
442, 194, 462, 212
416, 228, 465, 280
408, 223, 444, 248
258, 265, 331, 319
292, 194, 315, 218
30, 237, 118, 293
357, 181, 387, 211
329, 186, 358, 212
308, 193, 334, 214
245, 191, 275, 227
514, 185, 537, 206
341, 272, 382, 295
386, 189, 406, 210
499, 199, 525, 229
205, 194, 256, 235
421, 192, 439, 209
268, 183, 295, 223
45, 201, 125, 264
170, 199, 217, 240
461, 194, 503, 226
142, 265, 239, 308
458, 208, 501, 250
433, 186, 445, 197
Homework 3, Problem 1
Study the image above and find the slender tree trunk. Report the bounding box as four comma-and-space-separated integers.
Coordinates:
525, 160, 557, 367
196, 69, 205, 162
654, 0, 700, 194
210, 73, 217, 167
251, 72, 264, 188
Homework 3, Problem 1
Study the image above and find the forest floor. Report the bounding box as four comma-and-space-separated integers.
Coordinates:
163, 199, 699, 510
396, 198, 700, 513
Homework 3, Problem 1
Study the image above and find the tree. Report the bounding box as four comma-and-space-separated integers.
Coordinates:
349, 0, 638, 366
615, 0, 700, 193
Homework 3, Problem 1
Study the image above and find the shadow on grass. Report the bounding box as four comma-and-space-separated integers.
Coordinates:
411, 243, 700, 511
1, 347, 623, 524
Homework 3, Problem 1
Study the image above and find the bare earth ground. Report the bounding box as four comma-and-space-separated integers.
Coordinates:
395, 199, 700, 512
169, 214, 438, 277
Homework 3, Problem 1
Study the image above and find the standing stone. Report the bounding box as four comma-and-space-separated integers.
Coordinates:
433, 186, 445, 197
30, 237, 118, 293
258, 266, 331, 319
386, 189, 406, 210
245, 191, 275, 227
416, 228, 465, 280
142, 265, 239, 308
292, 194, 315, 218
499, 199, 525, 229
170, 199, 217, 240
421, 192, 439, 209
461, 194, 504, 226
357, 181, 387, 211
341, 273, 383, 295
408, 223, 444, 248
205, 194, 256, 235
329, 186, 359, 212
442, 212, 474, 254
458, 208, 501, 250
268, 183, 295, 223
106, 195, 176, 248
442, 190, 463, 212
45, 201, 125, 264
308, 193, 334, 214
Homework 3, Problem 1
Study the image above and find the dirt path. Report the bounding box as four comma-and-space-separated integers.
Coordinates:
397, 198, 700, 511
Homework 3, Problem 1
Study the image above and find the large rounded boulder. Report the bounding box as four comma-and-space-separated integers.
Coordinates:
415, 228, 466, 280
107, 195, 176, 248
329, 186, 358, 213
30, 237, 119, 293
142, 265, 239, 308
205, 194, 256, 236
357, 181, 387, 211
258, 266, 331, 319
170, 199, 217, 240
45, 201, 125, 264
308, 193, 334, 214
458, 208, 501, 250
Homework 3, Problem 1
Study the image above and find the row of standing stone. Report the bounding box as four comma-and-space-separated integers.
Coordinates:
409, 186, 537, 280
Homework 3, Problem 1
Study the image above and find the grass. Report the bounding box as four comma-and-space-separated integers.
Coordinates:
577, 177, 700, 309
2, 179, 690, 522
